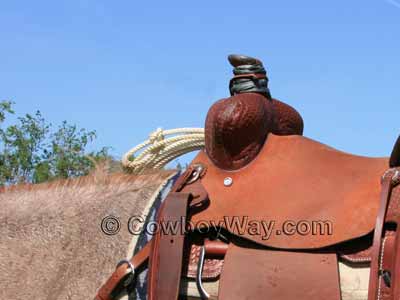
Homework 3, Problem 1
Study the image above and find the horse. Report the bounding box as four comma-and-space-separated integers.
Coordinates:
0, 167, 177, 300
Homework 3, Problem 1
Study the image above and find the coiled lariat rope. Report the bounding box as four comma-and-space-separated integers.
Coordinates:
122, 128, 205, 174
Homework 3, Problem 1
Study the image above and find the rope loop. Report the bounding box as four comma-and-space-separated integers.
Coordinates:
122, 128, 205, 174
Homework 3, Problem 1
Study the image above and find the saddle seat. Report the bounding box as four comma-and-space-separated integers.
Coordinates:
188, 133, 389, 249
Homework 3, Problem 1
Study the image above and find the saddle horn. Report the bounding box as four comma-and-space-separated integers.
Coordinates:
390, 135, 400, 167
228, 54, 270, 97
204, 54, 304, 170
228, 54, 262, 67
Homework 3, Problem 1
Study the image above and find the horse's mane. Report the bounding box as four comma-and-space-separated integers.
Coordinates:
0, 168, 174, 199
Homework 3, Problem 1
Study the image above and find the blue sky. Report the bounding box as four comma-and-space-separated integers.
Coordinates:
1, 0, 399, 166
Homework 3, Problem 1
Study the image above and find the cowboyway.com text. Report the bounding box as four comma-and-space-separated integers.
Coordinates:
124, 216, 333, 240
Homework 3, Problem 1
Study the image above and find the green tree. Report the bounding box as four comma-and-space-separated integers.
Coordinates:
0, 101, 111, 186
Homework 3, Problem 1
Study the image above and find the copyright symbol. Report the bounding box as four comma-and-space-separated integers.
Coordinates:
101, 215, 121, 235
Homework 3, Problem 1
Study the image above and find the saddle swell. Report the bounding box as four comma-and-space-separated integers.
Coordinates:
205, 93, 304, 171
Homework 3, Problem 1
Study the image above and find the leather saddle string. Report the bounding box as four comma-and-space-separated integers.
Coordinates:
367, 171, 395, 300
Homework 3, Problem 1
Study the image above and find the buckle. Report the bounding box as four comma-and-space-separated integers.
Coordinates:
116, 259, 135, 287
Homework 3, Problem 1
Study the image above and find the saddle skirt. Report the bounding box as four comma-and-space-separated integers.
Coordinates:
188, 133, 388, 249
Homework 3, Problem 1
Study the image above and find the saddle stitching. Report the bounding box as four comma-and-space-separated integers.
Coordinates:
377, 236, 388, 300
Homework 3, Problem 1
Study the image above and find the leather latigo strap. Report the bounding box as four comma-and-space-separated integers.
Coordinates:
94, 240, 152, 300
147, 192, 192, 300
145, 169, 209, 299
368, 169, 400, 300
94, 167, 200, 300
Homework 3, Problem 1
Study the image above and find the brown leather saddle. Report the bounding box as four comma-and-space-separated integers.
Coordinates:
95, 55, 400, 300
